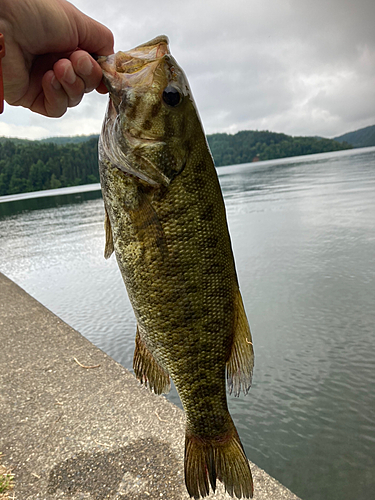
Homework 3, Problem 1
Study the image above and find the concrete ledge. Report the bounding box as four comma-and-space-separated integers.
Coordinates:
0, 272, 301, 499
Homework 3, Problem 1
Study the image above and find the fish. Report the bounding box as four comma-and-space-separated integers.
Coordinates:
98, 35, 254, 499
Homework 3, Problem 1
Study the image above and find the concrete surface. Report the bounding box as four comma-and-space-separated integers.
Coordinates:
0, 272, 301, 500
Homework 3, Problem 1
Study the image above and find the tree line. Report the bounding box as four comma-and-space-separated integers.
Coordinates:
207, 130, 352, 166
0, 138, 99, 195
0, 131, 352, 196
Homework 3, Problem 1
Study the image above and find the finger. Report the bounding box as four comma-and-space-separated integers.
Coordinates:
70, 50, 103, 93
72, 8, 114, 56
30, 70, 69, 117
53, 58, 85, 108
96, 81, 109, 94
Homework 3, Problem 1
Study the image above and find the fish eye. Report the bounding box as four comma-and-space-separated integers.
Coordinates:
162, 85, 182, 107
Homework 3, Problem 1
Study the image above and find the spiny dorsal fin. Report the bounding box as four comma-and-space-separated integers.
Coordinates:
104, 207, 114, 259
226, 288, 254, 397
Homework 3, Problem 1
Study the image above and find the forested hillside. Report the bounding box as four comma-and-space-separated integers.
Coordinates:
334, 124, 375, 148
0, 130, 351, 196
39, 134, 99, 145
207, 130, 351, 166
0, 138, 99, 195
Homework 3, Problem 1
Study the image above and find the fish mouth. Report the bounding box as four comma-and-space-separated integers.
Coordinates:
117, 35, 170, 61
98, 35, 170, 93
99, 36, 174, 187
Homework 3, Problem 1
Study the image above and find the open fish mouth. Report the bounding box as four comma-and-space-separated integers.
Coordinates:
97, 36, 170, 94
106, 35, 169, 64
98, 36, 174, 187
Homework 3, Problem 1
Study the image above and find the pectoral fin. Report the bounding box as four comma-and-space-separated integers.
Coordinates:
226, 289, 254, 397
104, 207, 114, 259
133, 326, 171, 395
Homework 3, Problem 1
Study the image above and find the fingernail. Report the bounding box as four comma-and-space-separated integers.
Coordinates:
63, 65, 76, 85
51, 75, 62, 91
77, 56, 94, 76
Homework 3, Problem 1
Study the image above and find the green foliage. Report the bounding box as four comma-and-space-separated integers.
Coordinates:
0, 136, 32, 145
207, 130, 352, 166
0, 453, 14, 494
0, 129, 353, 196
0, 138, 99, 196
0, 471, 14, 494
334, 124, 375, 148
39, 134, 99, 145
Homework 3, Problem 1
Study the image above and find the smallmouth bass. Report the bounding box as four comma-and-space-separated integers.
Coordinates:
98, 36, 254, 499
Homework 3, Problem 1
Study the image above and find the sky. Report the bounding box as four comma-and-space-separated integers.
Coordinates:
1, 0, 374, 140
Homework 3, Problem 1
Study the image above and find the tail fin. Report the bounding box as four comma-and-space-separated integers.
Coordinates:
184, 421, 253, 499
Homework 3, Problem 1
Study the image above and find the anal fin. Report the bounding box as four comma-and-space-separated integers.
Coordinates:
133, 326, 171, 395
226, 289, 254, 397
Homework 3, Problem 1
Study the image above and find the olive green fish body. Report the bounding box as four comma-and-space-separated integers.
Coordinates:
99, 36, 254, 499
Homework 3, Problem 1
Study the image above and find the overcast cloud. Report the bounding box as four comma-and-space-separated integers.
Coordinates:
1, 0, 374, 140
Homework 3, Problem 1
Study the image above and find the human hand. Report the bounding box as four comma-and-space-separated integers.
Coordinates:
0, 0, 114, 117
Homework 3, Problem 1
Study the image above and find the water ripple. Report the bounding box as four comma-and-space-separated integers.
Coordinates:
1, 148, 375, 500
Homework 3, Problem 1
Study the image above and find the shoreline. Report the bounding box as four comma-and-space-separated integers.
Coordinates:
0, 271, 301, 499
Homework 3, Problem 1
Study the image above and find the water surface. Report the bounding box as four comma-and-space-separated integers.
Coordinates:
1, 147, 375, 500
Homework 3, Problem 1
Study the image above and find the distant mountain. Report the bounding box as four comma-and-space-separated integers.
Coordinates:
0, 136, 32, 145
0, 129, 353, 196
0, 135, 99, 145
334, 124, 375, 148
207, 130, 351, 166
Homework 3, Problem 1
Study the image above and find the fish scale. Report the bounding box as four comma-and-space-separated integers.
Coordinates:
98, 35, 254, 499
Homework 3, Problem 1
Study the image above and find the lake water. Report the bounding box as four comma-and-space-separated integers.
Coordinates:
1, 147, 374, 500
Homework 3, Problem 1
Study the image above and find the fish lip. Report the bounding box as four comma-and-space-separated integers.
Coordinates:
97, 53, 116, 72
119, 35, 170, 61
98, 36, 171, 93
97, 36, 169, 75
98, 54, 123, 93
